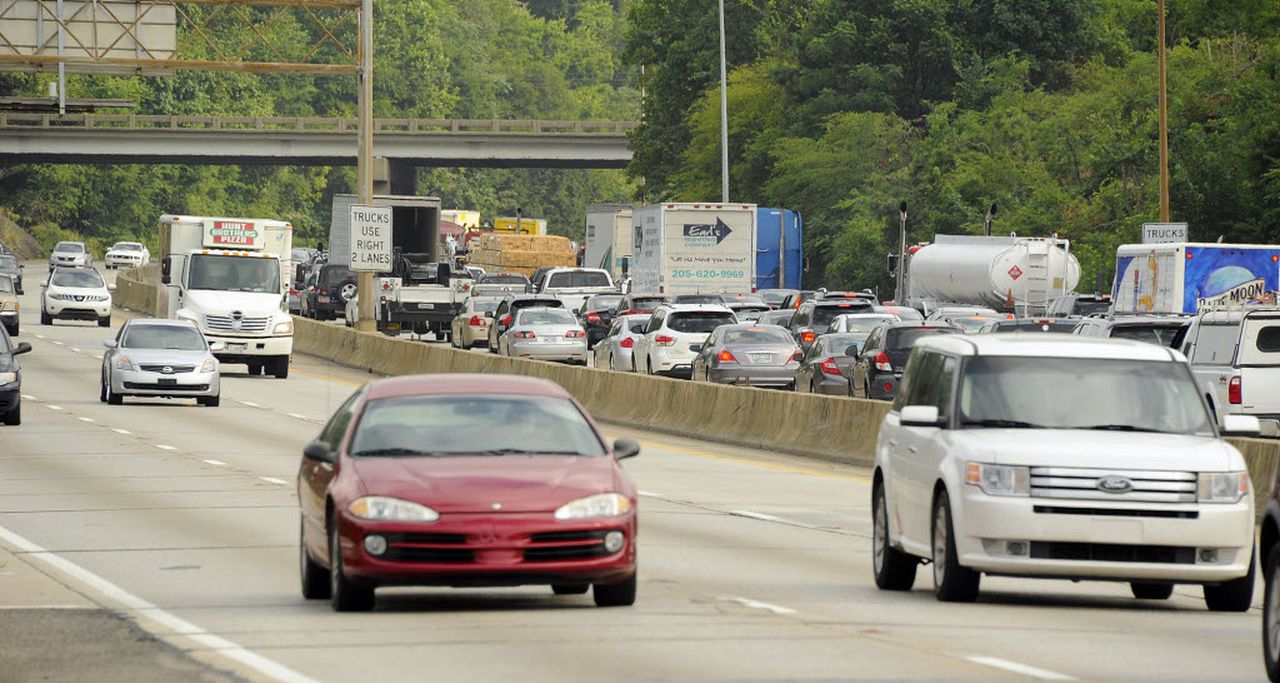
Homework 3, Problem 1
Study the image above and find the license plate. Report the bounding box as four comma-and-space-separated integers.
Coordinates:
417, 303, 437, 310
158, 378, 177, 386
750, 353, 774, 364
227, 343, 246, 352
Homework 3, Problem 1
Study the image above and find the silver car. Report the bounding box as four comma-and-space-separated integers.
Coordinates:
592, 313, 649, 372
691, 323, 801, 388
827, 312, 900, 334
49, 241, 91, 268
499, 307, 588, 364
101, 319, 221, 406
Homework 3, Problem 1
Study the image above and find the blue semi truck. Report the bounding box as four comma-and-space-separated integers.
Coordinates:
756, 208, 802, 290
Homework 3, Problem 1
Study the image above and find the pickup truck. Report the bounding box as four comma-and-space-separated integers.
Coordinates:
372, 253, 473, 340
535, 267, 616, 313
1182, 307, 1280, 435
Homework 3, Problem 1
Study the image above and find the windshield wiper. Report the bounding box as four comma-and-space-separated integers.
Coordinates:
959, 418, 1045, 429
1082, 424, 1174, 434
352, 447, 434, 457
470, 448, 577, 456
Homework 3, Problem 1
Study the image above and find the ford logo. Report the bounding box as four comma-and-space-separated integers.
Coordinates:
1097, 475, 1134, 493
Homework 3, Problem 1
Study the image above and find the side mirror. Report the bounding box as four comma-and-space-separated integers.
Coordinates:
1221, 414, 1262, 437
303, 440, 335, 464
845, 345, 861, 358
13, 341, 32, 355
161, 256, 172, 285
107, 283, 117, 292
613, 438, 640, 460
209, 341, 225, 352
103, 339, 118, 349
900, 405, 943, 428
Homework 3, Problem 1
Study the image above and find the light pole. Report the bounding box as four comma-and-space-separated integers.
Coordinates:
895, 202, 907, 303
355, 0, 376, 332
1156, 0, 1171, 221
717, 0, 729, 203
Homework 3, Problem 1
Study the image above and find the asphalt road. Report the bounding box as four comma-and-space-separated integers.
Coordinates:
0, 264, 1268, 682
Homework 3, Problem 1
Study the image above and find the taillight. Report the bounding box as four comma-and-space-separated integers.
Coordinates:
500, 315, 512, 326
717, 349, 737, 363
800, 330, 816, 344
655, 335, 676, 346
1229, 376, 1242, 405
566, 330, 585, 338
586, 312, 602, 323
514, 331, 536, 339
788, 351, 804, 364
468, 315, 486, 326
620, 337, 635, 348
820, 358, 842, 375
320, 287, 329, 295
874, 352, 893, 372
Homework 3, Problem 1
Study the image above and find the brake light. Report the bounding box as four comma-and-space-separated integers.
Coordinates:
655, 335, 676, 346
874, 352, 893, 372
500, 315, 512, 326
620, 337, 635, 348
587, 312, 602, 323
320, 287, 329, 295
800, 330, 816, 344
787, 351, 803, 364
820, 358, 842, 375
468, 315, 486, 326
1229, 376, 1242, 405
514, 331, 536, 339
717, 350, 738, 362
566, 330, 585, 338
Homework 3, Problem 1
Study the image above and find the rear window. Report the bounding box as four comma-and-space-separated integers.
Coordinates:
547, 271, 611, 288
1190, 324, 1239, 364
518, 308, 576, 325
723, 328, 793, 345
813, 303, 872, 327
668, 312, 736, 333
1259, 326, 1280, 353
1074, 299, 1112, 316
323, 267, 354, 285
1110, 324, 1183, 347
627, 321, 647, 334
480, 274, 528, 285
674, 294, 723, 304
627, 296, 666, 310
994, 320, 1079, 333
586, 295, 624, 311
886, 327, 960, 351
512, 298, 564, 311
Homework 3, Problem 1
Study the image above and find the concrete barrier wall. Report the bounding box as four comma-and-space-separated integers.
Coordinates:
111, 264, 162, 316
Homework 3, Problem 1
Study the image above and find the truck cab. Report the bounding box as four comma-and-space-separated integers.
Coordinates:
159, 215, 294, 378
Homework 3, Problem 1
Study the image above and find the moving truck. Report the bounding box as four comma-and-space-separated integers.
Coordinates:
632, 203, 757, 295
1112, 243, 1280, 315
159, 215, 294, 378
584, 204, 633, 282
756, 207, 802, 290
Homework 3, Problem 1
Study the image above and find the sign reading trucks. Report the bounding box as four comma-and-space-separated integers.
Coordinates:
202, 220, 264, 250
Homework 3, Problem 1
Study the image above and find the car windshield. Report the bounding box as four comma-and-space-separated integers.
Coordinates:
822, 334, 864, 357
547, 271, 611, 288
350, 395, 606, 457
519, 308, 576, 325
322, 267, 354, 285
887, 327, 961, 351
188, 254, 280, 293
760, 291, 793, 305
54, 242, 83, 253
114, 243, 144, 252
51, 269, 104, 288
839, 315, 895, 333
586, 295, 624, 311
0, 328, 9, 352
723, 327, 793, 345
813, 304, 872, 327
1110, 324, 1183, 347
0, 277, 12, 293
958, 357, 1215, 435
0, 256, 17, 271
947, 316, 996, 332
123, 325, 207, 351
481, 274, 529, 285
668, 311, 736, 333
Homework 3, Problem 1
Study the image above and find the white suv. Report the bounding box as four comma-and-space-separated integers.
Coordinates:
632, 304, 737, 377
42, 267, 113, 327
872, 334, 1260, 610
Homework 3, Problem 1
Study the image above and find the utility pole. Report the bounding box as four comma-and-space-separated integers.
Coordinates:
717, 0, 729, 203
1156, 0, 1171, 221
895, 202, 908, 304
355, 0, 376, 332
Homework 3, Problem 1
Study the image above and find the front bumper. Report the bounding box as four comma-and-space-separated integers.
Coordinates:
706, 365, 797, 387
45, 299, 111, 318
336, 511, 637, 588
510, 339, 587, 362
205, 333, 293, 360
953, 488, 1254, 583
111, 367, 219, 397
105, 256, 144, 268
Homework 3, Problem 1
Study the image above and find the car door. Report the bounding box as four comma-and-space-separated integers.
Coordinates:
635, 310, 664, 373
489, 300, 510, 349
1236, 312, 1280, 416
852, 328, 880, 397
890, 350, 944, 553
300, 392, 360, 552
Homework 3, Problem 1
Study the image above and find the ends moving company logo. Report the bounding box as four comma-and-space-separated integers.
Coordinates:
682, 219, 733, 247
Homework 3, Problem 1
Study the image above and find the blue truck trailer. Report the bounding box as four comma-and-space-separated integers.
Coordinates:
756, 208, 802, 290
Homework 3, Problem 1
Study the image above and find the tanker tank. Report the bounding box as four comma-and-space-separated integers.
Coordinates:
907, 234, 1081, 311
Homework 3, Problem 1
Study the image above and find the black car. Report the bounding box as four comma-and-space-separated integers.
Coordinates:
1046, 292, 1113, 318
613, 293, 668, 317
0, 326, 32, 425
305, 264, 356, 321
0, 255, 23, 294
850, 322, 962, 400
579, 293, 625, 348
794, 332, 864, 396
980, 318, 1080, 334
789, 299, 876, 351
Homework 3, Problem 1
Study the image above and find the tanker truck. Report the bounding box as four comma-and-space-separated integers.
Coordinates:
906, 234, 1080, 315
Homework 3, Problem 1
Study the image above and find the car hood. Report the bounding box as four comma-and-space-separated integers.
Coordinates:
349, 455, 620, 513
949, 429, 1237, 471
47, 283, 108, 298
184, 289, 282, 316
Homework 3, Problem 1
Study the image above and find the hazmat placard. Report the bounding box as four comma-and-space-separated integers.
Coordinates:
349, 205, 393, 272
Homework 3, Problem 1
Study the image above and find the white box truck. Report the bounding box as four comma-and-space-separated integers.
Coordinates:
159, 215, 294, 378
1113, 242, 1280, 315
584, 204, 633, 282
632, 203, 757, 295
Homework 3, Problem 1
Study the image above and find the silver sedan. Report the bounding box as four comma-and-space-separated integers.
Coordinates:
499, 307, 588, 365
592, 313, 650, 372
101, 319, 221, 406
691, 324, 801, 388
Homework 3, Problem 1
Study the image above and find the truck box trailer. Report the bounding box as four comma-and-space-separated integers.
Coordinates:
632, 203, 757, 295
907, 234, 1080, 312
1113, 243, 1280, 315
584, 204, 633, 282
756, 207, 802, 290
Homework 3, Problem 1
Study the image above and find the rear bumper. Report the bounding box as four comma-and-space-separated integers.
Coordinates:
706, 365, 797, 387
510, 340, 587, 362
811, 374, 850, 395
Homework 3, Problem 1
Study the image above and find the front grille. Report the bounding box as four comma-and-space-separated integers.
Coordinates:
380, 532, 472, 564
1030, 542, 1195, 564
524, 530, 613, 562
1030, 467, 1197, 503
1034, 506, 1198, 519
138, 364, 197, 373
123, 383, 209, 391
204, 314, 271, 333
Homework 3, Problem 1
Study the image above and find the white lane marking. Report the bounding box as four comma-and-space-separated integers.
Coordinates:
637, 490, 663, 498
112, 428, 131, 435
46, 405, 64, 412
70, 347, 80, 353
21, 394, 35, 400
202, 459, 228, 466
0, 524, 321, 683
965, 656, 1074, 681
259, 477, 288, 485
0, 604, 89, 610
34, 334, 45, 340
730, 510, 783, 522
77, 417, 95, 423
239, 400, 261, 408
154, 444, 177, 451
285, 413, 308, 420
52, 340, 64, 346
723, 596, 797, 615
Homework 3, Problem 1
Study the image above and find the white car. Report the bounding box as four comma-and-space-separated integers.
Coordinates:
827, 312, 900, 334
631, 304, 737, 377
48, 241, 91, 268
104, 241, 151, 269
41, 267, 113, 327
593, 313, 650, 371
872, 333, 1260, 610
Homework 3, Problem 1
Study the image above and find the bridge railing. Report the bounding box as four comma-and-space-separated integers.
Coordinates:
0, 113, 638, 135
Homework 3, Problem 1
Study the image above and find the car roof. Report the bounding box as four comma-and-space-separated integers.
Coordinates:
836, 312, 896, 319
507, 293, 561, 301
364, 374, 573, 401
916, 333, 1180, 361
656, 303, 734, 313
124, 318, 198, 327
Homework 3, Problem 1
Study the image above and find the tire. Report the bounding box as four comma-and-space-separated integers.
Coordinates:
271, 357, 289, 379
98, 315, 111, 328
198, 394, 221, 407
106, 382, 123, 405
593, 573, 636, 607
872, 481, 918, 591
1131, 582, 1174, 600
247, 362, 264, 376
40, 309, 51, 325
99, 375, 107, 403
1204, 550, 1255, 612
300, 520, 330, 600
608, 353, 617, 372
1264, 546, 1280, 682
2, 403, 19, 426
329, 523, 375, 612
552, 583, 590, 595
931, 490, 980, 602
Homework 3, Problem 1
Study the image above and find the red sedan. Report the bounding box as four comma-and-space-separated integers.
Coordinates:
297, 374, 640, 611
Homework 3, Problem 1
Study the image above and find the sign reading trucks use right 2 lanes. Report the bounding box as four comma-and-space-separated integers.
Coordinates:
631, 203, 757, 295
349, 204, 393, 272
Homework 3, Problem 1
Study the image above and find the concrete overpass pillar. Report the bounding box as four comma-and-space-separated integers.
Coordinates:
372, 157, 416, 196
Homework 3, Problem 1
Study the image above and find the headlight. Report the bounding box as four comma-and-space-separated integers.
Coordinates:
1198, 472, 1248, 503
199, 357, 217, 373
0, 372, 16, 384
965, 462, 1030, 496
554, 493, 633, 520
273, 320, 293, 335
348, 496, 439, 522
115, 355, 135, 371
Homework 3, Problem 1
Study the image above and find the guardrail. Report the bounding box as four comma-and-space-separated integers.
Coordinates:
0, 113, 639, 136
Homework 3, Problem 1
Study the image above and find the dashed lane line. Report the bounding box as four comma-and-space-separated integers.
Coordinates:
722, 596, 798, 615
112, 428, 131, 435
730, 510, 785, 523
46, 405, 63, 411
202, 459, 228, 466
77, 417, 95, 423
154, 444, 177, 451
964, 656, 1075, 681
259, 477, 288, 485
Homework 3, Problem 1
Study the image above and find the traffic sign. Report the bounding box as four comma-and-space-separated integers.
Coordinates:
1142, 222, 1187, 244
349, 204, 393, 272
